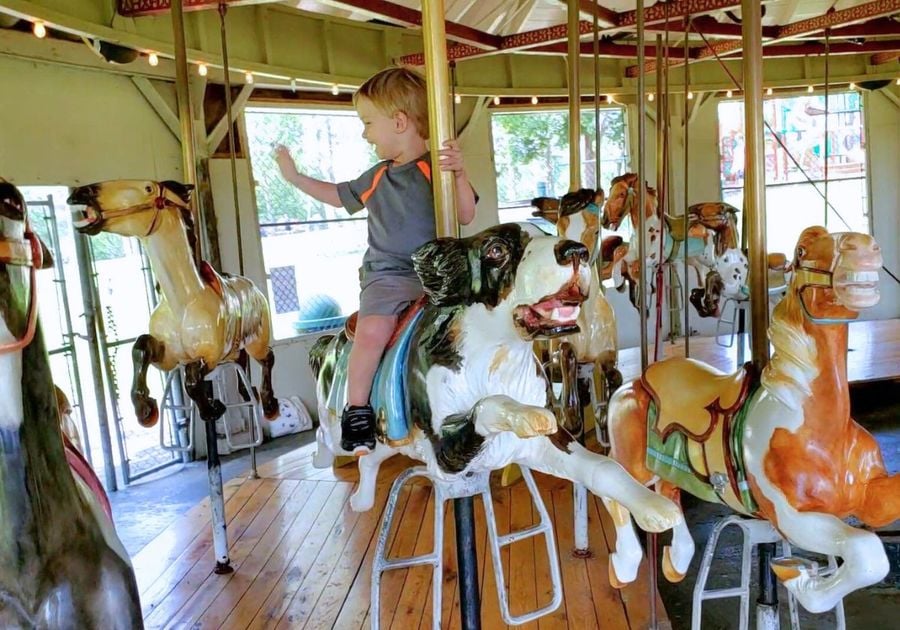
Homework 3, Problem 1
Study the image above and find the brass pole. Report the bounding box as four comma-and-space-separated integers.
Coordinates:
637, 0, 648, 373
421, 0, 458, 239
683, 17, 691, 357
568, 0, 581, 191
741, 0, 769, 370
170, 0, 202, 263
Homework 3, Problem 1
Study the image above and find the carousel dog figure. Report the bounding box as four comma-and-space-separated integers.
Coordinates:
530, 188, 621, 444
603, 226, 897, 613
310, 223, 682, 541
0, 180, 143, 629
69, 180, 278, 425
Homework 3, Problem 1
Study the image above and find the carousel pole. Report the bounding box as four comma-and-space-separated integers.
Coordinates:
421, 0, 474, 625
636, 0, 649, 373
566, 0, 591, 559
172, 0, 231, 575
741, 1, 776, 626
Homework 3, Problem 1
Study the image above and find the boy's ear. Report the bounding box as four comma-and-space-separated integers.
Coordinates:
412, 238, 472, 306
393, 110, 409, 133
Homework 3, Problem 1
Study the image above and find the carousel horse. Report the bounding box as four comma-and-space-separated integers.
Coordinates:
0, 180, 143, 629
602, 172, 748, 316
69, 180, 278, 425
530, 189, 621, 394
310, 223, 682, 540
603, 226, 896, 614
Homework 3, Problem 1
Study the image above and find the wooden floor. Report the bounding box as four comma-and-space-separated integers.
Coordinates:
133, 444, 669, 629
618, 318, 900, 385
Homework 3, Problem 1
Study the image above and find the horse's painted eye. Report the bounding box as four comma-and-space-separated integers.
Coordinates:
145, 185, 153, 193
486, 242, 508, 262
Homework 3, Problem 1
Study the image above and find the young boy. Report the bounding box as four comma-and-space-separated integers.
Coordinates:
274, 66, 476, 455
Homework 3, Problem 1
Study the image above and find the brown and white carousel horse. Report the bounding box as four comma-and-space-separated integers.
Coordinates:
0, 180, 142, 629
603, 225, 896, 614
69, 180, 278, 425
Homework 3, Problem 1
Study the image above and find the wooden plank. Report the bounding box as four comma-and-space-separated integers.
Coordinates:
138, 477, 263, 614
244, 482, 356, 628
478, 482, 510, 630
331, 482, 415, 629
386, 485, 438, 628
131, 477, 242, 593
161, 479, 309, 627
552, 485, 600, 628
142, 478, 280, 627
583, 495, 630, 629
508, 481, 539, 629
185, 479, 319, 628
534, 477, 568, 630
299, 480, 393, 629
218, 481, 340, 629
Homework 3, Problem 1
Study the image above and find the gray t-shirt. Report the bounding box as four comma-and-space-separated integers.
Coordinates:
336, 153, 436, 278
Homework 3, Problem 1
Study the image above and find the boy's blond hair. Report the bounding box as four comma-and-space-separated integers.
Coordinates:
354, 67, 429, 140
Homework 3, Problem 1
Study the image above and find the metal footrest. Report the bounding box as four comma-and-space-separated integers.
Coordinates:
693, 515, 845, 630
371, 466, 563, 628
716, 296, 749, 348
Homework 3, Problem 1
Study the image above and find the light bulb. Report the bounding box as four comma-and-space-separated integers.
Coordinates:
766, 87, 773, 96
454, 94, 462, 104
148, 52, 159, 67
726, 90, 733, 98
648, 93, 654, 102
198, 63, 208, 77
290, 79, 297, 93
896, 78, 900, 86
531, 96, 538, 105
687, 91, 693, 100
493, 96, 500, 106
807, 85, 814, 93
33, 21, 46, 39
245, 71, 254, 84
606, 94, 615, 103
849, 82, 856, 90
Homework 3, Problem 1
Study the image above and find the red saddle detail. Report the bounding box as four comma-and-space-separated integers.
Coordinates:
199, 260, 225, 296
345, 296, 427, 348
64, 434, 113, 522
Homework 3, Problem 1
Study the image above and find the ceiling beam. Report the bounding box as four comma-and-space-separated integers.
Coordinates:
626, 0, 900, 77
642, 15, 779, 39
528, 41, 690, 59
613, 0, 744, 28
793, 18, 900, 40
117, 1, 276, 17
870, 50, 900, 65
556, 0, 617, 27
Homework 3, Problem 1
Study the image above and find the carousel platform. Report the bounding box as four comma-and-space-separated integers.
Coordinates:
618, 318, 900, 385
132, 443, 669, 629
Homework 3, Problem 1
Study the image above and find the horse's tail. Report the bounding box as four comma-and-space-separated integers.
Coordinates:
308, 335, 335, 379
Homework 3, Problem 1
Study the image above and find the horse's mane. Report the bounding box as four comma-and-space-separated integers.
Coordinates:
760, 277, 819, 410
609, 173, 657, 197
160, 180, 199, 257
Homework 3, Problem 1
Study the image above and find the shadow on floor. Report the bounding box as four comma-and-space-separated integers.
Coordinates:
109, 430, 316, 556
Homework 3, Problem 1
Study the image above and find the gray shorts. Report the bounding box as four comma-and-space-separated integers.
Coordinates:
359, 271, 424, 317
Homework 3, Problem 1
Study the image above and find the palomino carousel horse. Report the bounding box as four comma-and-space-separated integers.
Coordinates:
603, 226, 896, 614
530, 188, 621, 443
310, 223, 682, 540
69, 180, 278, 425
0, 180, 142, 628
602, 172, 748, 317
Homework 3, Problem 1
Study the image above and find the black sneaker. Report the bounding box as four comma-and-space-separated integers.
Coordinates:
341, 404, 377, 455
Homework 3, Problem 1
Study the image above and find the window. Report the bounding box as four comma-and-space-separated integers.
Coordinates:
245, 108, 377, 340
491, 108, 629, 223
718, 92, 868, 256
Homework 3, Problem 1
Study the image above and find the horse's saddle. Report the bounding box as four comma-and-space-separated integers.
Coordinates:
664, 214, 710, 243
643, 358, 759, 515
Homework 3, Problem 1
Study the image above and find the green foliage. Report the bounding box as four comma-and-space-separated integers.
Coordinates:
89, 232, 125, 261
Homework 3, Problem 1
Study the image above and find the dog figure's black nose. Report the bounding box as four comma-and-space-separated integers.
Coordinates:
555, 239, 589, 265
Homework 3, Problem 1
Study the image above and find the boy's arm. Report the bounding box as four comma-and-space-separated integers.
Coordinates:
274, 144, 342, 207
438, 139, 476, 225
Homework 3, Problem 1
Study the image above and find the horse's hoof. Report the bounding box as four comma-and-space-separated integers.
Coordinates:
662, 546, 686, 583
608, 559, 625, 590
263, 397, 280, 420
136, 399, 159, 428
350, 491, 374, 512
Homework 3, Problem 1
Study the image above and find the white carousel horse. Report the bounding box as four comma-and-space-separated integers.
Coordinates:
604, 226, 896, 613
0, 179, 142, 629
310, 223, 683, 540
69, 180, 278, 425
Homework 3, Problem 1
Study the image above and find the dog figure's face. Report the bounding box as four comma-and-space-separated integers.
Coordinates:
412, 223, 591, 340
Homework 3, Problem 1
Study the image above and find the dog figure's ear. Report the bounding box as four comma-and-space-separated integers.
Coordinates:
413, 237, 472, 306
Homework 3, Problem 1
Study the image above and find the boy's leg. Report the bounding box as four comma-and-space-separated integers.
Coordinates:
342, 314, 397, 454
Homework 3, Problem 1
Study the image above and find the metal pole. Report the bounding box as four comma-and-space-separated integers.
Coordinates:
171, 0, 202, 264
205, 398, 233, 574
637, 0, 648, 373
741, 0, 769, 371
824, 25, 830, 228
73, 233, 117, 491
422, 0, 458, 240
593, 0, 601, 188
568, 0, 581, 192
455, 495, 481, 630
683, 18, 691, 357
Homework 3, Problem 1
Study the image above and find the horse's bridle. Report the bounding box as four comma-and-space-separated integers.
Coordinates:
794, 265, 855, 324
0, 221, 42, 354
86, 183, 189, 237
